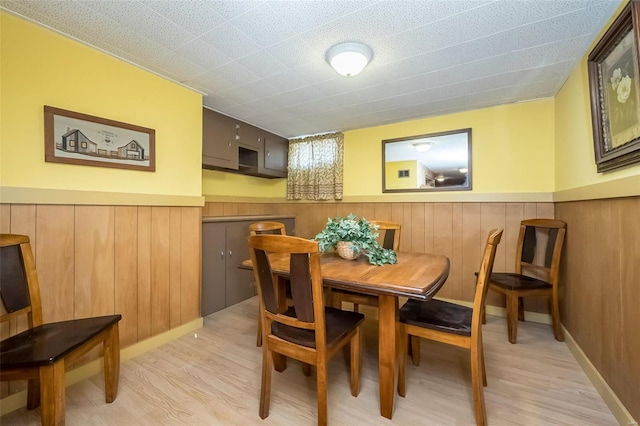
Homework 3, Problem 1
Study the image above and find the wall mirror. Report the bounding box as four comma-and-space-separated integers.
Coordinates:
382, 128, 472, 192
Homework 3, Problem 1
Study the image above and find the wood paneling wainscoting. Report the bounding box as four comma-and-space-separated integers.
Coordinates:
556, 196, 640, 422
0, 204, 201, 399
203, 201, 555, 315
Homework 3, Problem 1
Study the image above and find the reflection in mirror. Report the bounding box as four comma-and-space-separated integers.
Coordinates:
382, 128, 472, 192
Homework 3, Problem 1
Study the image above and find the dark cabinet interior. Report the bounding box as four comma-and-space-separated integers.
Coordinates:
202, 107, 288, 178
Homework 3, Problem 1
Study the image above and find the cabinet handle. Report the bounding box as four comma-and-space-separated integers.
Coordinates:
220, 251, 224, 259
228, 142, 232, 147
266, 151, 270, 157
228, 250, 233, 257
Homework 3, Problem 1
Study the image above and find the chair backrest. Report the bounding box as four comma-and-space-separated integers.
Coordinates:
369, 220, 401, 251
516, 219, 566, 285
250, 221, 287, 236
248, 235, 327, 347
0, 234, 43, 329
471, 229, 503, 335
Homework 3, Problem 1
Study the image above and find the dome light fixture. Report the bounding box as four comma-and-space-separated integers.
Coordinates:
412, 142, 433, 152
326, 42, 373, 77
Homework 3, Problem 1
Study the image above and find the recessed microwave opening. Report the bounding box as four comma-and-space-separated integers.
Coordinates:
239, 147, 258, 170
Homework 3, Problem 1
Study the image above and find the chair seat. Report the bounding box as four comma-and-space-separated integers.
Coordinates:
272, 306, 364, 348
399, 299, 472, 336
489, 272, 552, 291
0, 315, 122, 369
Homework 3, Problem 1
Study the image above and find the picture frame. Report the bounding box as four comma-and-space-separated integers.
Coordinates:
588, 1, 640, 172
44, 106, 155, 172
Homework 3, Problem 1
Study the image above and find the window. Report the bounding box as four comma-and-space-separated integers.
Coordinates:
287, 132, 343, 200
398, 170, 410, 178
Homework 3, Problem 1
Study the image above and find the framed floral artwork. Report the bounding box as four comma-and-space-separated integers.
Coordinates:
588, 0, 640, 172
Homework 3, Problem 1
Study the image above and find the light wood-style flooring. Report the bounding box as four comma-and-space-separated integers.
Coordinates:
1, 297, 617, 425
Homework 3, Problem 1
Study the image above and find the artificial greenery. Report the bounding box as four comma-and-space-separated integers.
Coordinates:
314, 214, 397, 266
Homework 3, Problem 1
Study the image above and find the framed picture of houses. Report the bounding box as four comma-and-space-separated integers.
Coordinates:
588, 0, 640, 172
44, 106, 155, 172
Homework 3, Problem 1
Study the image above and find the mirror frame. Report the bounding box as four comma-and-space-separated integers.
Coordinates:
382, 128, 472, 193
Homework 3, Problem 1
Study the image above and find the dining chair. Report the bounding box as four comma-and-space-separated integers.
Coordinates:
248, 234, 363, 426
486, 218, 566, 343
332, 220, 401, 312
250, 221, 288, 347
397, 228, 503, 426
0, 234, 122, 426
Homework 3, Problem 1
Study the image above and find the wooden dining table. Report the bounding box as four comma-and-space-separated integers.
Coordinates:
242, 250, 450, 419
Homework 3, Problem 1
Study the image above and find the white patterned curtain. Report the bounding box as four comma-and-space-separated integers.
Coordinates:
287, 132, 343, 200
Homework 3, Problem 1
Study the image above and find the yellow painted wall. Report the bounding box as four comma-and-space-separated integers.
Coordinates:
345, 99, 555, 197
0, 13, 202, 199
202, 169, 285, 198
385, 160, 419, 189
555, 3, 640, 192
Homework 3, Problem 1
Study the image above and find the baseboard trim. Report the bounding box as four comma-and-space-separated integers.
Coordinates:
563, 326, 637, 426
0, 317, 203, 417
452, 300, 635, 424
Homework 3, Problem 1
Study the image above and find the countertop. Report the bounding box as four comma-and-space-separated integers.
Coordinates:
202, 215, 295, 223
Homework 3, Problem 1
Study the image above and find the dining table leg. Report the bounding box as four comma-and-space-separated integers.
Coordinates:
378, 294, 399, 419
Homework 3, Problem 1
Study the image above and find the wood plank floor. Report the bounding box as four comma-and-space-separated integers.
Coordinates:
2, 297, 617, 425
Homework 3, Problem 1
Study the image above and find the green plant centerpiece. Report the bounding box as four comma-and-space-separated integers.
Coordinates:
314, 214, 397, 266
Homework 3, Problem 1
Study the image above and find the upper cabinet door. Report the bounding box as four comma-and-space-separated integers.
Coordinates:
237, 122, 262, 150
263, 134, 288, 176
202, 107, 239, 169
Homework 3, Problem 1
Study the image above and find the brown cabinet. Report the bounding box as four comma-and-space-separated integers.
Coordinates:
202, 108, 288, 178
202, 107, 238, 170
237, 122, 262, 150
201, 217, 295, 316
262, 133, 288, 177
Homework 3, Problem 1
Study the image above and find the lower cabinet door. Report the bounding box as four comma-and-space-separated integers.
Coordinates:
202, 223, 226, 316
224, 221, 256, 307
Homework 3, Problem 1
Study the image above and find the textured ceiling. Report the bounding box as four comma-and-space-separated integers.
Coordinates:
1, 0, 621, 138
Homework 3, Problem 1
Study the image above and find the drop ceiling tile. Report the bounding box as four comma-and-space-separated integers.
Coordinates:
281, 98, 339, 117
142, 0, 226, 37
204, 96, 241, 112
263, 70, 310, 92
115, 6, 195, 51
199, 22, 260, 60
101, 26, 172, 65
215, 86, 260, 105
185, 71, 235, 95
203, 0, 261, 20
223, 101, 278, 121
152, 53, 208, 82
229, 3, 296, 47
212, 61, 261, 86
269, 1, 376, 33
174, 38, 233, 70
264, 36, 319, 69
237, 79, 282, 99
84, 0, 143, 24
235, 51, 288, 78
276, 86, 322, 105
1, 0, 622, 138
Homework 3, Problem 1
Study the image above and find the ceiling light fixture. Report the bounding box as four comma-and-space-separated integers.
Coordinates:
459, 167, 468, 173
436, 175, 446, 182
326, 42, 373, 77
412, 142, 432, 152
